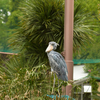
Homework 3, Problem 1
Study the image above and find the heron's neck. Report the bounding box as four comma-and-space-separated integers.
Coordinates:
47, 50, 56, 54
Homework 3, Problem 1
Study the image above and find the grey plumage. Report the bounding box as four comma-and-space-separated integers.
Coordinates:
46, 41, 68, 81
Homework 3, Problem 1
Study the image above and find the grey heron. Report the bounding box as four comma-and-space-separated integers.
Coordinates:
45, 41, 68, 92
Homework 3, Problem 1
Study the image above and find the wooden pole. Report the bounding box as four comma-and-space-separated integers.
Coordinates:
64, 0, 74, 95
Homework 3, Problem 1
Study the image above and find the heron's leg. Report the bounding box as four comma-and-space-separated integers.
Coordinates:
53, 73, 55, 88
52, 73, 55, 93
58, 80, 61, 98
58, 79, 59, 94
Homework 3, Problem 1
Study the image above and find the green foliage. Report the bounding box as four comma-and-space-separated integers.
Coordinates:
89, 78, 100, 100
91, 91, 100, 100
90, 78, 98, 94
73, 0, 100, 59
0, 25, 10, 51
0, 0, 22, 52
0, 0, 9, 23
7, 0, 24, 29
84, 63, 100, 78
0, 0, 10, 51
9, 0, 98, 67
0, 0, 100, 99
7, 10, 20, 29
84, 63, 100, 100
75, 0, 99, 15
73, 36, 100, 60
10, 0, 65, 66
73, 3, 97, 52
0, 0, 99, 54
9, 0, 23, 12
0, 55, 49, 99
0, 55, 70, 99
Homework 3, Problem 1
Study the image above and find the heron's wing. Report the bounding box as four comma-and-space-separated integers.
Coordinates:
48, 51, 68, 76
56, 52, 68, 74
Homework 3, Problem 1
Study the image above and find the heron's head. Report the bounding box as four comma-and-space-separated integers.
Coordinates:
45, 41, 59, 52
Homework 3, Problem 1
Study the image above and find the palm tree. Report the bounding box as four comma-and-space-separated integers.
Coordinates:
10, 0, 97, 66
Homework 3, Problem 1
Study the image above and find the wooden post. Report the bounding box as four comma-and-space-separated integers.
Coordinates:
64, 0, 74, 95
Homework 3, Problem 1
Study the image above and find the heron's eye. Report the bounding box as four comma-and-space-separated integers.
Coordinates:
52, 44, 54, 46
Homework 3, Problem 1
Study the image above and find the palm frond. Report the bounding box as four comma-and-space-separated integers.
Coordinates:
9, 1, 98, 65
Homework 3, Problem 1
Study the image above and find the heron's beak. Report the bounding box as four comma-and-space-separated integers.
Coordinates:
45, 44, 53, 52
